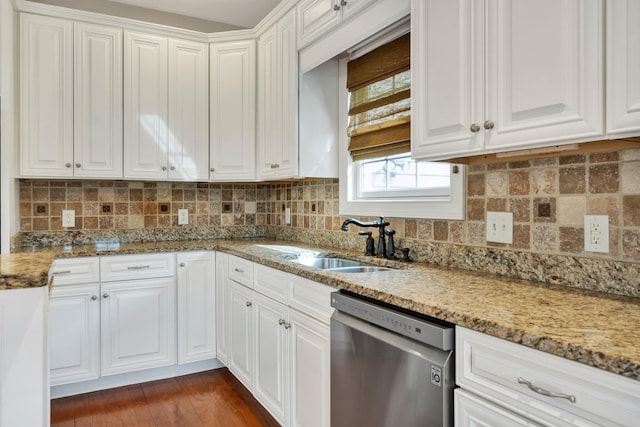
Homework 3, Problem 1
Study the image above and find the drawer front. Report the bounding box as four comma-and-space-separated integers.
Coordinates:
49, 257, 100, 286
228, 255, 253, 288
100, 253, 175, 282
254, 264, 288, 303
288, 275, 334, 324
456, 326, 640, 427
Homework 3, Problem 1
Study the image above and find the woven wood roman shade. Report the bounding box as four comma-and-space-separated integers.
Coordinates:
347, 33, 410, 162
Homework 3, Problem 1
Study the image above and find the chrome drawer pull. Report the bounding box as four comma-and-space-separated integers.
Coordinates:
234, 268, 245, 273
517, 377, 576, 403
52, 270, 72, 275
127, 265, 150, 270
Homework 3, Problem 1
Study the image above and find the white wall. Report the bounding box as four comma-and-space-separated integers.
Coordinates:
0, 0, 18, 253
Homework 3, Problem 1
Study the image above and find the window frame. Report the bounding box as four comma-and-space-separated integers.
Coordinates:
338, 48, 466, 220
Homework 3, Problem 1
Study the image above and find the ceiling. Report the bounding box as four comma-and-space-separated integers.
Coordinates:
105, 0, 283, 28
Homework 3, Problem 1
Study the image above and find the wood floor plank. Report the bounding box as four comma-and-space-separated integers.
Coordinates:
50, 368, 279, 427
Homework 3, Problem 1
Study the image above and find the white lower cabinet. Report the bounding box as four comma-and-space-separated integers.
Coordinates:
455, 389, 539, 427
177, 251, 216, 364
456, 326, 640, 427
215, 252, 230, 365
49, 284, 100, 385
219, 259, 333, 427
228, 278, 254, 390
100, 277, 176, 376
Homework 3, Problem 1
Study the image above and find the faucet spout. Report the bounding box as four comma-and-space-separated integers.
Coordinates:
340, 217, 389, 231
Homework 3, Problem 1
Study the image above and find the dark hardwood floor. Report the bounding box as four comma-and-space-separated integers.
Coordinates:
51, 368, 280, 427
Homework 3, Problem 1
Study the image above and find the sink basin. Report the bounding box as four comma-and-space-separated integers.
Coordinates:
291, 257, 363, 269
326, 266, 394, 273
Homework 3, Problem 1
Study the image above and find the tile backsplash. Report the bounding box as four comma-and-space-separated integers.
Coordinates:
17, 148, 640, 263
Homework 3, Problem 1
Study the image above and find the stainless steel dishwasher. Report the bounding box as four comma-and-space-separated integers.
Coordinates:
330, 290, 455, 427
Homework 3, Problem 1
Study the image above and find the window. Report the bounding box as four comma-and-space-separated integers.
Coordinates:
339, 27, 465, 220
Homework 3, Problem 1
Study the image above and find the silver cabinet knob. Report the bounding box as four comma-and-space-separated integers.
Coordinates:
102, 293, 109, 299
210, 168, 215, 172
91, 295, 98, 300
246, 301, 252, 307
65, 163, 72, 168
341, 0, 347, 5
75, 163, 81, 168
162, 166, 167, 171
275, 164, 280, 168
470, 123, 480, 133
179, 262, 185, 267
170, 166, 175, 171
333, 4, 340, 10
279, 319, 285, 325
484, 120, 495, 130
284, 322, 291, 330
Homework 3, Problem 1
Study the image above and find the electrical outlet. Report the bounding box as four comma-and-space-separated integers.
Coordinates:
285, 207, 291, 225
178, 209, 189, 225
61, 210, 75, 227
584, 215, 609, 253
486, 212, 513, 244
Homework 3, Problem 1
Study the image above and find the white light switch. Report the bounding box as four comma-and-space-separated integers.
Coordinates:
178, 209, 189, 225
486, 212, 513, 244
584, 215, 609, 253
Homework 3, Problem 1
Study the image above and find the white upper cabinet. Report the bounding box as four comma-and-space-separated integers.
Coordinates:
20, 14, 74, 177
74, 23, 123, 178
210, 40, 257, 181
257, 9, 298, 180
168, 39, 209, 181
297, 0, 377, 48
412, 0, 604, 161
124, 31, 169, 180
124, 32, 208, 180
606, 0, 640, 138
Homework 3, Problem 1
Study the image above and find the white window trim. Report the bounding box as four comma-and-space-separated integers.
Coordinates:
338, 55, 466, 220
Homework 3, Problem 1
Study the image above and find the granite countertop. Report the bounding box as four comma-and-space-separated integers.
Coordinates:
5, 238, 640, 383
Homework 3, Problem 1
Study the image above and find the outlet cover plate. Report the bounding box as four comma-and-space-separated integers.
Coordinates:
486, 211, 513, 244
584, 215, 609, 253
62, 210, 75, 227
178, 209, 189, 225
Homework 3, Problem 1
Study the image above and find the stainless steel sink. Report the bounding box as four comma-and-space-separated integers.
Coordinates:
326, 266, 393, 273
290, 257, 363, 269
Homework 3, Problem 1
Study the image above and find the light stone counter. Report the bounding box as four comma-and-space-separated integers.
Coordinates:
5, 238, 640, 382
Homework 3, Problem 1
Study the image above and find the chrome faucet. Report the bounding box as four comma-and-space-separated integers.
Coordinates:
340, 216, 391, 258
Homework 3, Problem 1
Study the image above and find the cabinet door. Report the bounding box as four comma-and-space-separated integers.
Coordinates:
168, 39, 209, 181
455, 389, 539, 427
177, 252, 216, 364
606, 0, 640, 137
210, 40, 256, 181
123, 32, 168, 180
19, 14, 73, 177
101, 277, 176, 376
289, 310, 330, 427
484, 0, 603, 151
215, 252, 230, 364
74, 23, 123, 178
253, 293, 288, 424
49, 284, 101, 385
257, 25, 280, 179
276, 10, 299, 179
411, 0, 485, 161
297, 0, 341, 47
228, 280, 254, 390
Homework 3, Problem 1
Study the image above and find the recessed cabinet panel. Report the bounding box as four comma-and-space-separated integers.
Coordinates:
124, 32, 168, 180
484, 0, 603, 150
19, 14, 73, 177
168, 39, 209, 181
210, 40, 256, 181
297, 0, 341, 47
606, 0, 640, 137
74, 23, 123, 178
228, 280, 254, 390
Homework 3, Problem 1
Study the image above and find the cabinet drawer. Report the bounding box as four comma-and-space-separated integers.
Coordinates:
254, 263, 288, 303
456, 326, 640, 426
228, 255, 253, 288
49, 257, 100, 286
288, 275, 334, 324
100, 253, 175, 282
